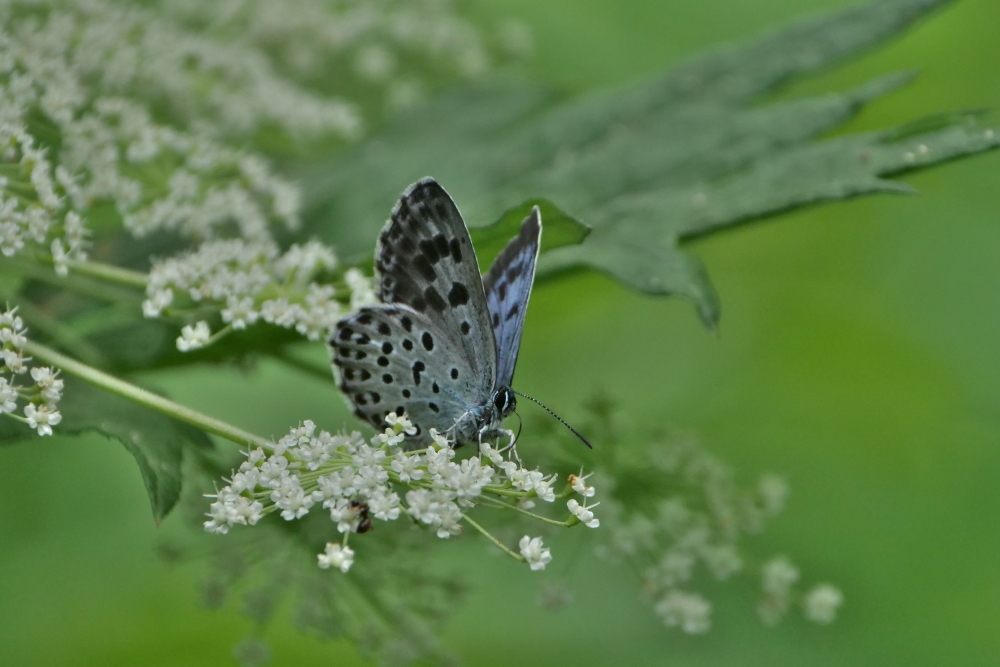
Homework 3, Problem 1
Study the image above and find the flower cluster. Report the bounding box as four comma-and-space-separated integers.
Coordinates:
2, 0, 360, 142
0, 307, 63, 435
143, 238, 374, 348
592, 436, 838, 633
0, 0, 520, 307
0, 6, 303, 269
162, 0, 532, 117
205, 413, 599, 572
759, 556, 844, 626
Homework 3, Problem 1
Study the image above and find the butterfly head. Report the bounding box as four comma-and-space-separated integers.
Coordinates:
492, 386, 517, 421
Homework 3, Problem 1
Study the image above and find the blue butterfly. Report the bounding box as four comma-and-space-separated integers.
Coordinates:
330, 178, 579, 447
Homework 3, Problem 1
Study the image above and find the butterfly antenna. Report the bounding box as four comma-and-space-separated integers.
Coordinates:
512, 390, 593, 449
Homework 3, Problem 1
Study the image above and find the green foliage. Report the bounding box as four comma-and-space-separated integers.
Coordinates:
0, 377, 212, 521
304, 0, 998, 328
471, 199, 590, 268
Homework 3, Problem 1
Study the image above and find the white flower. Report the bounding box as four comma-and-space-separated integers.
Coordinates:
761, 556, 800, 597
519, 535, 552, 571
176, 321, 211, 351
428, 427, 451, 449
655, 591, 712, 634
569, 471, 596, 497
24, 403, 62, 436
700, 543, 743, 580
758, 473, 789, 516
390, 452, 425, 482
804, 584, 844, 624
374, 427, 405, 448
567, 499, 600, 528
30, 366, 63, 403
317, 543, 354, 573
221, 296, 259, 329
385, 411, 417, 435
0, 377, 18, 414
369, 489, 401, 521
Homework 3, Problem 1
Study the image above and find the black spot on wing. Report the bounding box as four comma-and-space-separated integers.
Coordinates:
401, 316, 412, 332
505, 303, 519, 321
381, 342, 393, 354
421, 332, 434, 351
413, 255, 437, 282
424, 286, 447, 312
377, 322, 390, 336
412, 361, 425, 385
450, 238, 462, 263
448, 282, 469, 307
434, 234, 450, 257
418, 238, 441, 263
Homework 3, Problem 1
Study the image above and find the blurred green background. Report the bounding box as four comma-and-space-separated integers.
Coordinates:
3, 0, 1000, 664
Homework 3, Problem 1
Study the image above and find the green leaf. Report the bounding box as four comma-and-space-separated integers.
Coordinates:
0, 377, 212, 522
470, 199, 590, 269
302, 0, 998, 329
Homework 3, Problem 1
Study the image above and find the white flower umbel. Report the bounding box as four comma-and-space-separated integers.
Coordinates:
205, 412, 601, 573
144, 239, 358, 345
596, 437, 839, 633
176, 321, 212, 352
519, 536, 552, 571
758, 556, 801, 626
0, 306, 63, 435
317, 543, 355, 573
655, 591, 712, 634
804, 584, 844, 624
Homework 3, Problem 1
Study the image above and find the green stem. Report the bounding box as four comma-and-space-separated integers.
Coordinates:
481, 484, 533, 498
24, 340, 267, 448
461, 513, 525, 563
0, 256, 144, 305
479, 496, 575, 527
66, 259, 149, 289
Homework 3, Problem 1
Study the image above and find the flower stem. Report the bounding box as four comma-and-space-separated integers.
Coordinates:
478, 496, 575, 527
66, 259, 149, 289
461, 513, 525, 563
24, 340, 268, 448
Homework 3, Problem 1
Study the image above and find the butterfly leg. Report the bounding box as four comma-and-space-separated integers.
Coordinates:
481, 425, 521, 465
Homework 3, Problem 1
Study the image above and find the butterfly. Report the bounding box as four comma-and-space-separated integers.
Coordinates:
329, 177, 545, 447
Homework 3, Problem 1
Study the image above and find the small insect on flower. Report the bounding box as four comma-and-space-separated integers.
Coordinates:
329, 178, 591, 450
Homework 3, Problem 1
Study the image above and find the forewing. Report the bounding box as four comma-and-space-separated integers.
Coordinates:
374, 178, 496, 399
483, 206, 542, 388
331, 304, 483, 446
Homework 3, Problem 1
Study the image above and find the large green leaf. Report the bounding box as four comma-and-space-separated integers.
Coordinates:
0, 377, 212, 521
302, 0, 999, 329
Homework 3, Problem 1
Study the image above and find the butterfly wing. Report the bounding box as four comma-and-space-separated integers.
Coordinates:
374, 178, 497, 395
331, 304, 486, 445
482, 207, 542, 388
331, 178, 498, 445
